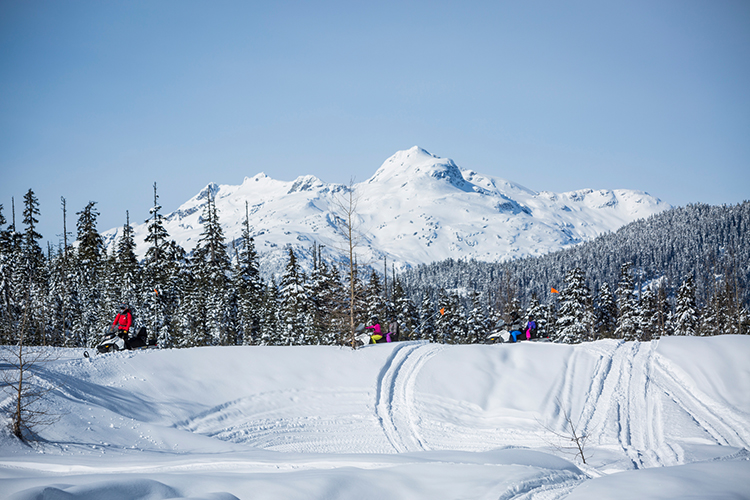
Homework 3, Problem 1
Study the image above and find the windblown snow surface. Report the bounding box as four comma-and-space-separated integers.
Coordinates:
2, 336, 749, 499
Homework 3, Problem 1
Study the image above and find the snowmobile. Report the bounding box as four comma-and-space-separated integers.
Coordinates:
85, 326, 156, 357
354, 324, 372, 347
485, 328, 512, 344
485, 318, 528, 344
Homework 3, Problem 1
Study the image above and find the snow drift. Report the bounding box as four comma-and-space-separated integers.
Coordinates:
1, 336, 749, 499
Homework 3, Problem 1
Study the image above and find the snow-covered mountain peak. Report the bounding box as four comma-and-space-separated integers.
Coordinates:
288, 175, 325, 194
105, 147, 670, 278
368, 146, 470, 192
195, 182, 220, 201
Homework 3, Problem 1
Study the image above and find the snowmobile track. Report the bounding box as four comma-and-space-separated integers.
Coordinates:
652, 352, 750, 450
496, 470, 585, 500
375, 341, 446, 453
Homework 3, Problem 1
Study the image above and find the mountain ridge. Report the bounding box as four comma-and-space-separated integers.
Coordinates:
104, 146, 670, 276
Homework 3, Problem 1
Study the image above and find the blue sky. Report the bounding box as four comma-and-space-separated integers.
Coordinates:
1, 0, 748, 248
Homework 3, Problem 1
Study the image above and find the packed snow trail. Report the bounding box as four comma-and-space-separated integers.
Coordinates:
652, 351, 750, 449
375, 342, 446, 452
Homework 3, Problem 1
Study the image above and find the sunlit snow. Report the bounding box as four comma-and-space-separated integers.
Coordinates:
2, 336, 749, 499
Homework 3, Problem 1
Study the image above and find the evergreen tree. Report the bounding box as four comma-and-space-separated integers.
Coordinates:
191, 188, 233, 345
307, 245, 345, 345
699, 275, 731, 336
114, 211, 140, 308
639, 287, 657, 341
260, 280, 281, 345
674, 275, 699, 336
418, 291, 436, 341
0, 204, 15, 343
72, 201, 104, 347
21, 190, 44, 275
639, 279, 672, 339
434, 290, 463, 343
76, 202, 104, 265
655, 281, 674, 337
47, 197, 75, 346
594, 282, 617, 338
142, 185, 183, 347
279, 247, 308, 345
554, 267, 594, 344
234, 202, 264, 345
391, 278, 418, 341
161, 240, 189, 347
525, 294, 548, 339
615, 263, 641, 341
466, 290, 488, 343
47, 250, 75, 346
497, 271, 521, 325
364, 269, 386, 326
19, 190, 48, 344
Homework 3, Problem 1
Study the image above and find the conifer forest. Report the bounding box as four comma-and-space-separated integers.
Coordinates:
1, 187, 748, 349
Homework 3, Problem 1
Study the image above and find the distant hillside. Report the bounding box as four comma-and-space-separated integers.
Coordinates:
400, 202, 750, 309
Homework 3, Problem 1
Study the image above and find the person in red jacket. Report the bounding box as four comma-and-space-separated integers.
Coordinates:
112, 303, 132, 339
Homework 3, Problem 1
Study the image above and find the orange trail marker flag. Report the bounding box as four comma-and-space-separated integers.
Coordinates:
551, 287, 560, 294
439, 307, 446, 315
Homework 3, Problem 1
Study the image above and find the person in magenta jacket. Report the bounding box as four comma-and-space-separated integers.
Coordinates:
525, 316, 537, 340
112, 303, 132, 338
365, 322, 384, 343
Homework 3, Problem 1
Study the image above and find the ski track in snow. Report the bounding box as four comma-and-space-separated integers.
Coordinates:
497, 473, 585, 500
570, 341, 679, 469
374, 341, 446, 453
652, 352, 750, 450
564, 339, 750, 472
13, 340, 749, 500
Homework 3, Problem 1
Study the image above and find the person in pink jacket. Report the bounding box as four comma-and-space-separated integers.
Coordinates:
365, 322, 384, 343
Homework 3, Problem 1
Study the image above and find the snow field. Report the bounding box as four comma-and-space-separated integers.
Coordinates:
1, 336, 749, 499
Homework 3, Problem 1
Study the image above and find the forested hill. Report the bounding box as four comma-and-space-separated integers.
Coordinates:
400, 202, 750, 310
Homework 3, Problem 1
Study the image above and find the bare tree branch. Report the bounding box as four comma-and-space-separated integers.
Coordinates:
537, 397, 590, 465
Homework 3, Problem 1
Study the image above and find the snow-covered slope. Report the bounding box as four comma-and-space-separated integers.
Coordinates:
105, 146, 669, 273
2, 336, 748, 499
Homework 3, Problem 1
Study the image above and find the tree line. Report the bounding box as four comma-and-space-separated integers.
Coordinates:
0, 185, 425, 348
1, 188, 747, 349
401, 202, 750, 342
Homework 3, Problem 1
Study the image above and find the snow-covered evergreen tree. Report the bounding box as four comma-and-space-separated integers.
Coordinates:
191, 189, 233, 345
363, 269, 386, 326
114, 211, 140, 309
639, 279, 672, 339
525, 294, 548, 339
18, 189, 48, 344
466, 290, 488, 343
674, 275, 699, 336
553, 267, 594, 344
234, 202, 264, 345
307, 245, 346, 345
615, 263, 641, 341
390, 278, 418, 341
434, 290, 464, 344
700, 275, 731, 336
594, 282, 617, 339
259, 280, 281, 345
72, 201, 104, 347
279, 248, 308, 345
418, 291, 436, 341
